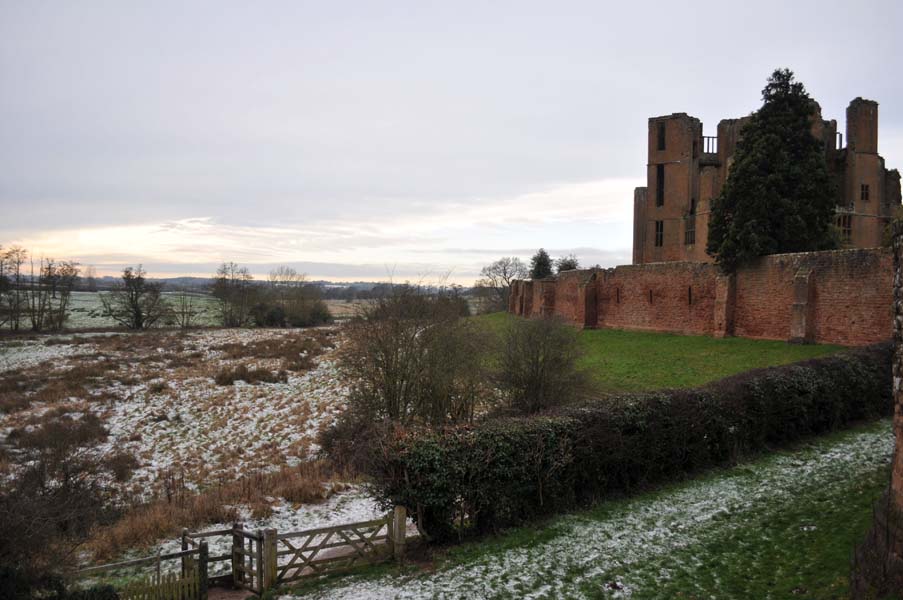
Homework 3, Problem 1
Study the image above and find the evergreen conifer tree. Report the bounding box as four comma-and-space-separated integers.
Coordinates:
529, 248, 553, 279
707, 68, 837, 272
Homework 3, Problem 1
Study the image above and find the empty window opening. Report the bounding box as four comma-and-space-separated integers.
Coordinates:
616, 288, 620, 304
657, 122, 666, 151
648, 290, 653, 304
685, 217, 696, 246
861, 184, 870, 202
656, 165, 665, 206
688, 286, 693, 305
837, 214, 852, 242
654, 220, 664, 247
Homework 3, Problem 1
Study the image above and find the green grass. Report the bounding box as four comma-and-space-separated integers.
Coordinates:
289, 420, 892, 599
474, 312, 844, 392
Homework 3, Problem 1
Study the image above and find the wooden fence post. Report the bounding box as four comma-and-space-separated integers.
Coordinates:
231, 522, 244, 588
263, 528, 277, 591
392, 506, 406, 564
255, 530, 264, 594
198, 541, 209, 600
181, 528, 189, 577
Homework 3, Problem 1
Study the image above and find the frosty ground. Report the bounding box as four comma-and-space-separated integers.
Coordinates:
0, 326, 395, 569
0, 323, 889, 597
284, 420, 892, 600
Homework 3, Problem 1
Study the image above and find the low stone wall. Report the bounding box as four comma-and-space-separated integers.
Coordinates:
508, 247, 892, 346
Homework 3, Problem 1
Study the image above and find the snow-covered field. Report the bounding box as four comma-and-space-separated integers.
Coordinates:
0, 325, 396, 572
0, 327, 349, 492
289, 421, 894, 600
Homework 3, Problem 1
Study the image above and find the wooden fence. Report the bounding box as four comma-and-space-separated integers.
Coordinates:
74, 543, 208, 600
75, 506, 407, 598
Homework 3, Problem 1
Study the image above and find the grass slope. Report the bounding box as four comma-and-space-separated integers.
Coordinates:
290, 420, 892, 600
475, 312, 843, 392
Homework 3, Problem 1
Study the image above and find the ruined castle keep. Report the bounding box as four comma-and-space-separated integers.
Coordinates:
633, 98, 901, 264
509, 97, 901, 347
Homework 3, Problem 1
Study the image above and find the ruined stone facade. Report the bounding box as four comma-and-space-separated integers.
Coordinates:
509, 247, 892, 347
632, 98, 902, 265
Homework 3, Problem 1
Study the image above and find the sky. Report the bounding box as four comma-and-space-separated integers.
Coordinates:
1, 0, 901, 284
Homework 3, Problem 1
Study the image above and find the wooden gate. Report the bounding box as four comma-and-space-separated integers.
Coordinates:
76, 506, 408, 598
272, 514, 394, 584
231, 524, 264, 595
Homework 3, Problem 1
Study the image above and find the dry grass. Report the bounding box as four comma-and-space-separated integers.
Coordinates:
214, 330, 335, 372
89, 460, 350, 561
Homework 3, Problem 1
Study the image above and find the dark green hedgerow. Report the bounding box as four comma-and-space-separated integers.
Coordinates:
368, 343, 892, 542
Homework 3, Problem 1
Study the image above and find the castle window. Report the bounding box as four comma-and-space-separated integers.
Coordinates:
684, 217, 696, 246
648, 290, 653, 304
836, 214, 852, 242
654, 220, 664, 247
861, 184, 870, 202
688, 286, 693, 305
616, 288, 620, 304
656, 164, 665, 206
657, 122, 666, 151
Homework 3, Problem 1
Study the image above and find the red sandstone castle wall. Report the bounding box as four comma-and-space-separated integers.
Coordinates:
593, 262, 718, 336
510, 247, 892, 346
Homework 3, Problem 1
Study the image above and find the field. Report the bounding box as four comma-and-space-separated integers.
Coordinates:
66, 291, 221, 329
0, 316, 877, 589
287, 420, 892, 599
59, 292, 364, 330
476, 312, 844, 391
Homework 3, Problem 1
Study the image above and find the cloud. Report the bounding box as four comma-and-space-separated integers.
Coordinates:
2, 178, 640, 282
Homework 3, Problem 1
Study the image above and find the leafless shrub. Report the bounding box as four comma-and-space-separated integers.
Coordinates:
170, 292, 203, 329
0, 412, 120, 590
498, 316, 589, 413
213, 364, 287, 386
338, 284, 492, 427
106, 451, 141, 482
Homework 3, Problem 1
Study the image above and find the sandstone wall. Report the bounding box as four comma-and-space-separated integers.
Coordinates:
509, 247, 892, 346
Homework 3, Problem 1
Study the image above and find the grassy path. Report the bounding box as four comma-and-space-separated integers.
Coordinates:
287, 420, 891, 599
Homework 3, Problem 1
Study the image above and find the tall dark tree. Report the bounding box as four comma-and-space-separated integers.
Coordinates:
707, 68, 837, 272
529, 248, 553, 279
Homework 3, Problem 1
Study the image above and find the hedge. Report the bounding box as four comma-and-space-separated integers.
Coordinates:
369, 343, 893, 541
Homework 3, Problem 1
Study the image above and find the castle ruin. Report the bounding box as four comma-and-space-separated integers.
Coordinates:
632, 98, 901, 264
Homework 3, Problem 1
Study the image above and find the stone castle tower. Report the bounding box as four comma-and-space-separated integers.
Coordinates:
632, 98, 902, 264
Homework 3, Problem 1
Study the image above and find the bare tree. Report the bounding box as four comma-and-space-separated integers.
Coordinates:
1, 246, 28, 331
99, 265, 168, 329
211, 262, 255, 327
28, 259, 77, 331
172, 292, 201, 329
83, 265, 98, 292
474, 257, 528, 312
0, 245, 9, 329
555, 254, 579, 273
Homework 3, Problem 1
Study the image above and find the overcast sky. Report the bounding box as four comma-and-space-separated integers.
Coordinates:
1, 0, 901, 283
